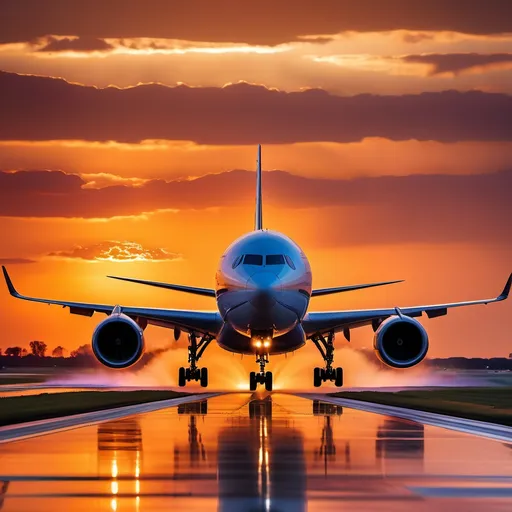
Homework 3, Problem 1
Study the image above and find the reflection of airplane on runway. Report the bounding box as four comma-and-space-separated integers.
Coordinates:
97, 418, 143, 511
218, 396, 306, 512
313, 400, 344, 475
0, 481, 9, 511
312, 399, 343, 417
176, 400, 208, 467
249, 395, 272, 419
376, 419, 424, 461
178, 400, 208, 416
3, 145, 511, 390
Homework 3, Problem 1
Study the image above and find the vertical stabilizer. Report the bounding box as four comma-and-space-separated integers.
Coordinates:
255, 144, 263, 230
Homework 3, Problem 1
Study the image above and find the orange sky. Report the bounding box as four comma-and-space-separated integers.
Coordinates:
0, 1, 511, 359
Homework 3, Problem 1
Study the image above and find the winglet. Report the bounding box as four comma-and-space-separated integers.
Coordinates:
498, 273, 512, 300
2, 266, 21, 298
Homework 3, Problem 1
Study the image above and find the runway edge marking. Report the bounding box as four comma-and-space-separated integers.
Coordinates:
299, 393, 512, 443
0, 392, 221, 444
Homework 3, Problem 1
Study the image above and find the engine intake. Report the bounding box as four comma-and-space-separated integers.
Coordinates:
92, 313, 145, 369
373, 316, 428, 368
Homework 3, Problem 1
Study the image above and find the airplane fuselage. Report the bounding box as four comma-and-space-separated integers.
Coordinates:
215, 230, 312, 355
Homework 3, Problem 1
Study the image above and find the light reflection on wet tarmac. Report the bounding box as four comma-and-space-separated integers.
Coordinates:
0, 393, 512, 511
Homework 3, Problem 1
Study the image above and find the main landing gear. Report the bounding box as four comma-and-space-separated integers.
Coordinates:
311, 331, 343, 388
178, 332, 213, 388
250, 353, 273, 392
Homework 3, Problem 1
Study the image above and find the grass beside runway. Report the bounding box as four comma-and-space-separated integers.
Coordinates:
0, 390, 189, 427
331, 388, 512, 426
0, 377, 47, 385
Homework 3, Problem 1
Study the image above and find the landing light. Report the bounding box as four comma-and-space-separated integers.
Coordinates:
263, 341, 271, 348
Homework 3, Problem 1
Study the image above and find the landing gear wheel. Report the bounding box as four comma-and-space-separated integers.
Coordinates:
313, 367, 322, 387
179, 332, 213, 388
312, 332, 345, 388
178, 367, 186, 387
335, 367, 343, 387
200, 367, 209, 388
265, 371, 273, 391
249, 371, 257, 391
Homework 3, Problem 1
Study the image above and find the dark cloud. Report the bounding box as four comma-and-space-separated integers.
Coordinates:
400, 32, 436, 44
1, 1, 512, 45
1, 71, 512, 143
0, 258, 36, 264
0, 168, 509, 246
48, 241, 179, 261
403, 53, 512, 75
37, 36, 113, 53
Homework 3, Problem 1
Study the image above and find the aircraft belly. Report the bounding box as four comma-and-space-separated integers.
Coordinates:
226, 300, 298, 336
217, 323, 306, 355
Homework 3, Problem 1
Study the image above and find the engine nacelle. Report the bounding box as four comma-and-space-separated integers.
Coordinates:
92, 313, 145, 369
373, 315, 428, 369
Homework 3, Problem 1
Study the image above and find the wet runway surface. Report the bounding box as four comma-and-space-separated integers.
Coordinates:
0, 392, 512, 511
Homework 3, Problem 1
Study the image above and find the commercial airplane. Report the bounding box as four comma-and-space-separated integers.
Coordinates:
2, 146, 511, 391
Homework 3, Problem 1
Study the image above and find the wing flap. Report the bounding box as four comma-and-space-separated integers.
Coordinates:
69, 306, 95, 317
425, 308, 447, 319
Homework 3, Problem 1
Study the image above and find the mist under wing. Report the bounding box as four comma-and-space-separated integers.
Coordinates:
303, 273, 511, 337
311, 279, 403, 297
2, 266, 222, 336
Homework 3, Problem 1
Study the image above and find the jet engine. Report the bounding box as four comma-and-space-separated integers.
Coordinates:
92, 312, 145, 368
373, 315, 428, 368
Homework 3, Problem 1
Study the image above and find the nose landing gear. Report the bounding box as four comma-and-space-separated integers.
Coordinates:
249, 353, 273, 391
178, 332, 213, 388
311, 332, 343, 388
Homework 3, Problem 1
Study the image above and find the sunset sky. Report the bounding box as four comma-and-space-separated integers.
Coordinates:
0, 0, 511, 359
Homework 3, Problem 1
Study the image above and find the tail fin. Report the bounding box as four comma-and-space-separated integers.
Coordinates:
255, 144, 263, 230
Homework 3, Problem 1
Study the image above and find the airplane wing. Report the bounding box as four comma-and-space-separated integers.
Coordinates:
311, 279, 403, 297
2, 266, 222, 336
107, 275, 216, 297
303, 273, 511, 338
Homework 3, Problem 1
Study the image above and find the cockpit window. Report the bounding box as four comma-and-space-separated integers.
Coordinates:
266, 254, 285, 265
243, 254, 263, 266
232, 255, 243, 269
285, 255, 296, 270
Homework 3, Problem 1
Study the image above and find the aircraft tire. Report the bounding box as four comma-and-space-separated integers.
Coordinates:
265, 371, 273, 391
335, 367, 343, 387
178, 367, 186, 387
200, 367, 209, 387
249, 371, 257, 391
313, 367, 322, 387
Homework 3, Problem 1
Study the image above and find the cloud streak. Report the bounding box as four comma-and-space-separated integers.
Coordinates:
0, 258, 36, 264
1, 71, 512, 143
0, 168, 510, 246
1, 1, 512, 46
403, 53, 512, 75
47, 240, 180, 262
37, 36, 114, 53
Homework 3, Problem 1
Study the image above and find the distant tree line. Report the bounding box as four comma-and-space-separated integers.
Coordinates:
0, 342, 160, 369
353, 347, 512, 371
425, 358, 512, 371
0, 342, 98, 368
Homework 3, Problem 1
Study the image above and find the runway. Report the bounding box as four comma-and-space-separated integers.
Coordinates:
0, 393, 511, 511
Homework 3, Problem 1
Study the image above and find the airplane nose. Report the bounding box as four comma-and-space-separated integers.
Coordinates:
247, 272, 281, 308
